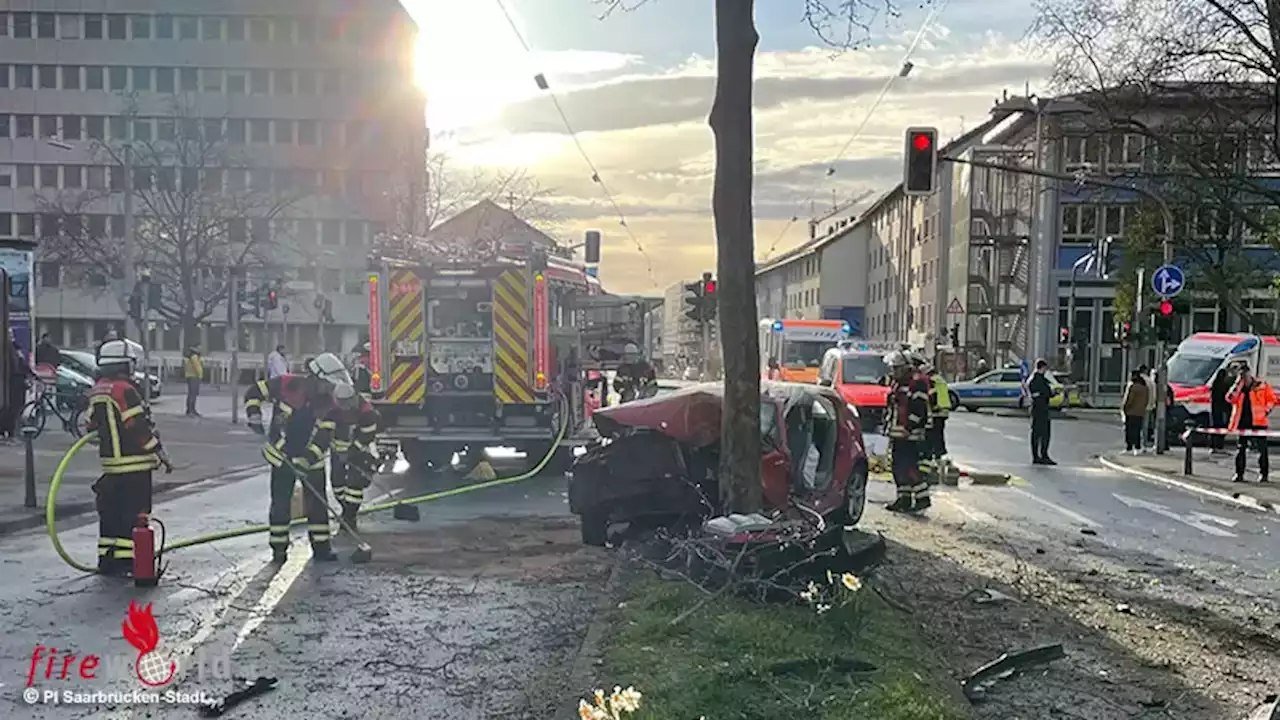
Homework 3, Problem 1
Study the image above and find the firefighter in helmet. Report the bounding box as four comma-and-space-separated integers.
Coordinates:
883, 350, 931, 513
245, 352, 357, 563
330, 392, 380, 531
613, 343, 656, 403
85, 339, 172, 576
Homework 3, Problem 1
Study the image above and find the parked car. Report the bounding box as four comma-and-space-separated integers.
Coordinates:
568, 381, 869, 546
950, 367, 1065, 412
59, 349, 162, 397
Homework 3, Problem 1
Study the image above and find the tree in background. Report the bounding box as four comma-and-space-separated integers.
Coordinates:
1033, 0, 1280, 329
598, 0, 897, 513
38, 94, 305, 344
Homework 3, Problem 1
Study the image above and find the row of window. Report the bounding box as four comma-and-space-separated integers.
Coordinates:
0, 114, 391, 148
1060, 203, 1271, 244
0, 12, 391, 46
0, 162, 390, 199
1, 213, 384, 251
1063, 132, 1280, 172
37, 319, 351, 356
0, 63, 396, 97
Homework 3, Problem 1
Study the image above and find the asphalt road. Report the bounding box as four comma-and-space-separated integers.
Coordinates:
942, 411, 1280, 598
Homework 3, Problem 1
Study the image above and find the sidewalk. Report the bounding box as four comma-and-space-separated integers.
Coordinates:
0, 413, 266, 535
1103, 449, 1280, 512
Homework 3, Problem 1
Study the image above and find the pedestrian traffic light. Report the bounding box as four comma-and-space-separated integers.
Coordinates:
903, 126, 938, 196
265, 288, 279, 311
683, 280, 704, 323
1059, 327, 1070, 344
701, 272, 717, 323
1119, 321, 1132, 348
949, 323, 960, 346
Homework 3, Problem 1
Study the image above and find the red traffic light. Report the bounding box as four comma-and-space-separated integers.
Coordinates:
911, 133, 932, 152
704, 280, 715, 294
1158, 300, 1173, 316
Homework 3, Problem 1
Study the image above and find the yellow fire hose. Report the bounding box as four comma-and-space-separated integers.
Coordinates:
48, 403, 571, 574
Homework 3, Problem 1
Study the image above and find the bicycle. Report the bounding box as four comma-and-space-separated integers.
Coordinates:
21, 377, 89, 440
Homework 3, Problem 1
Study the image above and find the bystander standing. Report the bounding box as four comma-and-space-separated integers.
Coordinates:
183, 344, 204, 417
1120, 370, 1149, 454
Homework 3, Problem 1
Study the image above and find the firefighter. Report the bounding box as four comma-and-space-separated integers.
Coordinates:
245, 352, 358, 563
331, 392, 381, 531
883, 351, 931, 513
85, 339, 171, 576
613, 343, 656, 403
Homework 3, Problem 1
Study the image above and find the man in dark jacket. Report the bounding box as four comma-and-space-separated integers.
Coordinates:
1027, 359, 1056, 465
1209, 366, 1233, 453
34, 332, 61, 367
3, 332, 33, 441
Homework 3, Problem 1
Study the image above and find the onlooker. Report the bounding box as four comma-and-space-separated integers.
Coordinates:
1120, 369, 1150, 454
3, 331, 34, 442
1227, 361, 1275, 483
267, 345, 288, 379
34, 332, 61, 367
183, 344, 204, 417
1028, 359, 1056, 465
1209, 366, 1233, 454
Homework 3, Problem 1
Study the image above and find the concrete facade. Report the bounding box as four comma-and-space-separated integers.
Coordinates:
754, 201, 870, 331
0, 1, 426, 365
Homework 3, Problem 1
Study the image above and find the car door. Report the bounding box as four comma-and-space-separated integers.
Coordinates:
759, 400, 791, 509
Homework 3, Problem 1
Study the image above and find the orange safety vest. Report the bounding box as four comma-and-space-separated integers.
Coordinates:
1227, 380, 1278, 429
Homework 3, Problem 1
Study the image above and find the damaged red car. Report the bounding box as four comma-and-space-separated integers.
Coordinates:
568, 381, 870, 546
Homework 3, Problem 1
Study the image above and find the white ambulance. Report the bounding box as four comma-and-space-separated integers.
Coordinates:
1166, 332, 1280, 431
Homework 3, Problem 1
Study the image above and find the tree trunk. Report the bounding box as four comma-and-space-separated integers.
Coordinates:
709, 0, 762, 514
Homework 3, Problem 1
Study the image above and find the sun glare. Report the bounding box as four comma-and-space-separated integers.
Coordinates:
409, 0, 540, 132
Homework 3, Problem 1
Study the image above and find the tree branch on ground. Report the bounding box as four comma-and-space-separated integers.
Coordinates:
36, 93, 306, 341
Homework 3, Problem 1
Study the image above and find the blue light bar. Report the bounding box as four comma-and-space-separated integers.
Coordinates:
772, 320, 784, 332
841, 321, 852, 334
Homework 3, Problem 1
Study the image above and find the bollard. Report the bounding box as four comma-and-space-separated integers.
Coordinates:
22, 426, 39, 508
1183, 422, 1197, 476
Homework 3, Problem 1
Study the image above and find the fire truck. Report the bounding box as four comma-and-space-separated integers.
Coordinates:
365, 243, 602, 473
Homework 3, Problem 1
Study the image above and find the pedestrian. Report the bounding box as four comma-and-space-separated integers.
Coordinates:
34, 332, 61, 368
883, 350, 931, 513
924, 361, 951, 459
1139, 364, 1157, 448
2, 331, 33, 441
244, 352, 356, 563
1028, 358, 1056, 465
267, 345, 288, 379
1120, 369, 1150, 454
1209, 365, 1233, 454
183, 344, 204, 417
1226, 362, 1275, 484
84, 339, 171, 576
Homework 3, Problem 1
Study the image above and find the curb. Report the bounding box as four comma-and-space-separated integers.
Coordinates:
559, 551, 628, 717
0, 462, 264, 536
1097, 456, 1280, 516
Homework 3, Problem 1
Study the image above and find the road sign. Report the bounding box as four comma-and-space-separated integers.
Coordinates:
946, 298, 964, 315
1151, 264, 1185, 298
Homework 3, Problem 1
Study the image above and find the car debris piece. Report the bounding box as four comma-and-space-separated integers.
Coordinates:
198, 677, 278, 717
1244, 693, 1278, 720
1080, 527, 1098, 536
970, 588, 1018, 605
704, 513, 774, 536
961, 643, 1066, 702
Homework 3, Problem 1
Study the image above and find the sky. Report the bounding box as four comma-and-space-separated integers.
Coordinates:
405, 0, 1049, 294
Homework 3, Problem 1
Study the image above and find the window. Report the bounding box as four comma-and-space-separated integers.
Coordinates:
17, 164, 34, 187
274, 120, 293, 144
203, 119, 222, 141
64, 165, 82, 188
178, 16, 197, 40
0, 65, 8, 89
38, 65, 56, 89
108, 66, 127, 91
15, 115, 33, 138
321, 71, 342, 95
345, 220, 365, 246
201, 68, 221, 92
107, 14, 126, 39
323, 268, 342, 293
202, 17, 222, 40
17, 214, 36, 236
202, 169, 222, 192
58, 14, 80, 39
226, 71, 246, 94
273, 70, 293, 95
249, 18, 271, 42
249, 119, 270, 143
0, 214, 11, 237
251, 219, 270, 242
297, 120, 317, 145
0, 116, 7, 138
62, 65, 80, 89
296, 18, 316, 42
1061, 204, 1097, 242
84, 14, 103, 39
156, 67, 174, 92
156, 118, 174, 141
227, 17, 245, 41
109, 116, 128, 140
249, 170, 270, 191
39, 165, 59, 188
133, 119, 151, 142
179, 68, 198, 92
181, 168, 198, 192
156, 167, 175, 191
131, 15, 150, 39
15, 64, 33, 88
36, 12, 55, 38
226, 119, 246, 143
86, 116, 104, 140
250, 70, 269, 94
132, 67, 152, 91
86, 66, 104, 90
39, 115, 57, 139
1063, 135, 1103, 168
155, 15, 173, 39
322, 220, 341, 245
297, 70, 316, 95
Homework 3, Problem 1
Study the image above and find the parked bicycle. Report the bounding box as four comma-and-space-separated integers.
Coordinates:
21, 366, 90, 439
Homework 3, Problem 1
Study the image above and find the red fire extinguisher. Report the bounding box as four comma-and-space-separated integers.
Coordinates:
132, 513, 165, 587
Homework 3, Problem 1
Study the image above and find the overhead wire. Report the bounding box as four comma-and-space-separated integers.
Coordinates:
492, 0, 660, 289
761, 1, 949, 261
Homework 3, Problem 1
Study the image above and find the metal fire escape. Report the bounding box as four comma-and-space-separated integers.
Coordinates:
964, 147, 1035, 367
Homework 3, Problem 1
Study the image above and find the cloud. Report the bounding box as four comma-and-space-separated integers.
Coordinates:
443, 27, 1049, 293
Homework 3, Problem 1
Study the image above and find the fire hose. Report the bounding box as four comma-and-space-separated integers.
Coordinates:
47, 397, 572, 574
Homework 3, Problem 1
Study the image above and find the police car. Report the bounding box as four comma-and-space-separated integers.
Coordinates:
950, 367, 1066, 411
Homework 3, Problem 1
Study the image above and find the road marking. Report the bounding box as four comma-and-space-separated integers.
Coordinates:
939, 495, 999, 525
1113, 493, 1238, 537
1001, 434, 1022, 442
231, 549, 313, 652
1098, 456, 1280, 517
981, 426, 1001, 434
1010, 487, 1101, 527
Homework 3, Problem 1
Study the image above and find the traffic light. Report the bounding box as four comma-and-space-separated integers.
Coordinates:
1059, 327, 1070, 344
265, 287, 279, 311
701, 272, 717, 323
949, 323, 959, 346
1119, 321, 1132, 348
683, 280, 704, 323
903, 126, 938, 196
1154, 298, 1176, 342
128, 289, 143, 321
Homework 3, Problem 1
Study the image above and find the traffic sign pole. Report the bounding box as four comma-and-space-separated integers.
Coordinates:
1151, 264, 1182, 454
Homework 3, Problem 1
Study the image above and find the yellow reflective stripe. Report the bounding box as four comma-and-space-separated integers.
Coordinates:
292, 458, 314, 470
98, 537, 115, 547
116, 537, 134, 548
103, 463, 157, 474
106, 401, 122, 458
245, 399, 262, 409
142, 437, 159, 450
120, 405, 143, 421
358, 424, 377, 434
263, 444, 286, 459
279, 405, 293, 417
305, 443, 323, 458
316, 420, 336, 430
98, 546, 112, 557
307, 524, 329, 533
115, 549, 134, 559
103, 454, 157, 466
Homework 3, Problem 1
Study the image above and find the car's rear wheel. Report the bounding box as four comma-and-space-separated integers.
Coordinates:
835, 460, 868, 527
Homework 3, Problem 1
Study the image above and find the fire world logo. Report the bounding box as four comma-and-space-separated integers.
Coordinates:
122, 600, 177, 687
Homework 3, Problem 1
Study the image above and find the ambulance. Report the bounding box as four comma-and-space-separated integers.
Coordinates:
1166, 332, 1280, 432
758, 318, 853, 384
817, 342, 899, 432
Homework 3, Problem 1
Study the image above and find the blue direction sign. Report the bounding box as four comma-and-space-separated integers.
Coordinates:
1151, 264, 1185, 298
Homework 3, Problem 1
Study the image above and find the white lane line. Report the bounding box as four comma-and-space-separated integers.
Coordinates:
1009, 487, 1101, 528
230, 548, 313, 652
980, 426, 1001, 434
1001, 434, 1022, 442
938, 495, 999, 525
1113, 493, 1238, 538
1098, 456, 1280, 517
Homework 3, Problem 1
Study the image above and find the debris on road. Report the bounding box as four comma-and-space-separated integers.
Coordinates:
1244, 694, 1279, 720
969, 588, 1018, 605
961, 643, 1066, 701
198, 677, 278, 717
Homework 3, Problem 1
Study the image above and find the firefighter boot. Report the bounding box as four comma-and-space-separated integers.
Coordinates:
312, 542, 339, 562
886, 495, 914, 513
912, 495, 933, 513
271, 548, 288, 564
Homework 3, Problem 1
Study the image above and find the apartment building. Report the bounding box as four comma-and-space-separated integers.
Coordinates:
0, 1, 426, 362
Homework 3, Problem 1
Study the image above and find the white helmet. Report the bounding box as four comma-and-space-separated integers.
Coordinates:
97, 339, 139, 374
307, 352, 356, 406
883, 350, 910, 369
622, 342, 640, 360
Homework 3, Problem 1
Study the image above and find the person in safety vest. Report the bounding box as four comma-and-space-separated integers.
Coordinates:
1227, 361, 1276, 484
883, 351, 931, 513
924, 362, 951, 458
331, 393, 380, 531
85, 339, 172, 576
245, 352, 357, 563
